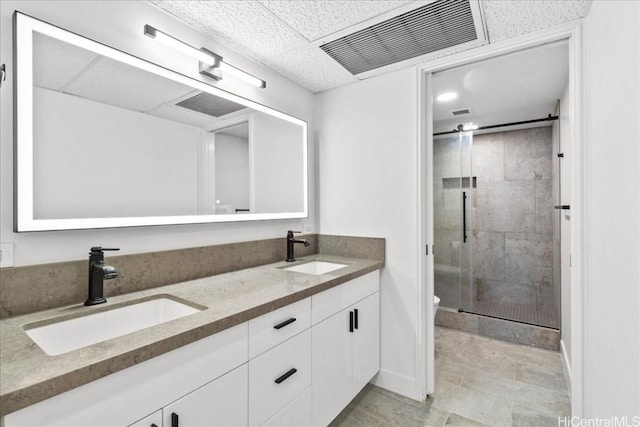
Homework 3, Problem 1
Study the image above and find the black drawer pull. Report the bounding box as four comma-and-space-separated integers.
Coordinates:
275, 368, 297, 384
554, 205, 570, 210
274, 317, 297, 330
349, 310, 354, 332
354, 308, 359, 330
171, 412, 179, 427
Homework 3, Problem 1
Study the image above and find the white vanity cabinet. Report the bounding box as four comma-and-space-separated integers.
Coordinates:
128, 410, 162, 427
162, 364, 248, 427
5, 323, 249, 427
311, 271, 380, 427
4, 270, 380, 427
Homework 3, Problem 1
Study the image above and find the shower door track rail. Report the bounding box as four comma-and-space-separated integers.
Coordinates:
458, 308, 560, 330
433, 114, 559, 136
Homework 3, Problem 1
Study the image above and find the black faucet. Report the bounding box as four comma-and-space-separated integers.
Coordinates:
85, 247, 119, 306
286, 230, 310, 262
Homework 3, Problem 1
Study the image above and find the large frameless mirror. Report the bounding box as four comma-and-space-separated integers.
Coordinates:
14, 12, 308, 231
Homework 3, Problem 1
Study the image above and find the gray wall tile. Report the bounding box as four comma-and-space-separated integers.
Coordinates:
504, 233, 552, 286
473, 231, 505, 281
503, 127, 552, 181
535, 180, 553, 234
476, 181, 536, 233
472, 133, 504, 182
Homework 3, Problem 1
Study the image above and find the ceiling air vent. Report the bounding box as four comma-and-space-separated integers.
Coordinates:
320, 0, 483, 75
176, 92, 245, 118
451, 108, 471, 116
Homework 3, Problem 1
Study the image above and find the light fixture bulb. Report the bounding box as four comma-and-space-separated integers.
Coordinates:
462, 123, 478, 131
220, 63, 266, 88
144, 25, 216, 66
436, 92, 458, 102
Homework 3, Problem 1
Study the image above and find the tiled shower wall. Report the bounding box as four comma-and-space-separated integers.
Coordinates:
434, 127, 555, 316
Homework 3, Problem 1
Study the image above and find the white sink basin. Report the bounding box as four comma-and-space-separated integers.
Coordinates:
284, 261, 348, 275
25, 297, 202, 356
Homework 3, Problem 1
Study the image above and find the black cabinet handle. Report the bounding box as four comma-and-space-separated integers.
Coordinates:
274, 317, 297, 330
462, 191, 468, 243
171, 412, 179, 427
275, 368, 297, 384
349, 310, 354, 332
354, 309, 359, 330
554, 205, 570, 210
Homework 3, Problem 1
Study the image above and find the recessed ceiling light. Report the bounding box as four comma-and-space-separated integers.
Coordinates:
436, 92, 458, 102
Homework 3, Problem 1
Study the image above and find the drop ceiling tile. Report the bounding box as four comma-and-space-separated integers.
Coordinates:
482, 0, 589, 42
263, 44, 357, 93
154, 0, 308, 60
258, 0, 412, 41
147, 103, 221, 129
148, 0, 591, 94
33, 32, 98, 90
64, 57, 194, 112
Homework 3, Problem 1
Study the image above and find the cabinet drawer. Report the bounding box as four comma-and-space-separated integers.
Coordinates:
261, 387, 311, 427
249, 329, 312, 426
312, 271, 379, 325
249, 297, 311, 358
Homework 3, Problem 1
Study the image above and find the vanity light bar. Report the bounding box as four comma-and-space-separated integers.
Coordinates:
143, 25, 216, 66
219, 62, 266, 89
143, 25, 266, 89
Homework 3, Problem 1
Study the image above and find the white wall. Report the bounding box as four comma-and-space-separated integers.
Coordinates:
33, 87, 201, 219
0, 0, 315, 266
582, 1, 640, 417
316, 68, 420, 398
214, 133, 250, 212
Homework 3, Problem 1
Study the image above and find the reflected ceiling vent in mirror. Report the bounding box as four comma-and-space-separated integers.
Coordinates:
176, 92, 246, 118
451, 108, 471, 116
319, 0, 486, 76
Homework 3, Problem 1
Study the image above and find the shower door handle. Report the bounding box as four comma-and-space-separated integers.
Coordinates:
462, 191, 468, 243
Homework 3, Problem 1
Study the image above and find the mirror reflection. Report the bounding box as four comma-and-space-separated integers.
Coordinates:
19, 20, 306, 230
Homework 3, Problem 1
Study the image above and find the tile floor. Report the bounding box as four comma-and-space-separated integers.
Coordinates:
330, 326, 570, 427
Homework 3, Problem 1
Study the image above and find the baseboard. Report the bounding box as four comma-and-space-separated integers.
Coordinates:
371, 368, 418, 401
560, 339, 572, 399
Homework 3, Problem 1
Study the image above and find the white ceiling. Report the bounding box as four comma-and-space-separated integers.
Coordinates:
432, 40, 569, 134
150, 0, 590, 93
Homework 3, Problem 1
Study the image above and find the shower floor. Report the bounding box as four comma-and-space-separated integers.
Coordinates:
462, 301, 559, 329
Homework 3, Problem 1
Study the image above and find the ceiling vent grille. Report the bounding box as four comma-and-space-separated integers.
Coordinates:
320, 0, 479, 75
451, 108, 471, 116
176, 92, 245, 118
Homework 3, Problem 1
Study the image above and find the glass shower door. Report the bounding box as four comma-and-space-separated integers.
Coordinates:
433, 131, 474, 311
459, 132, 474, 312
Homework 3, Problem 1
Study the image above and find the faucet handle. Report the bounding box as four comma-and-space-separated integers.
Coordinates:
90, 247, 120, 253
288, 230, 302, 234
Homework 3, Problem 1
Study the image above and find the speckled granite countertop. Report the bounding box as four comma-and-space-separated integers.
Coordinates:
0, 254, 383, 417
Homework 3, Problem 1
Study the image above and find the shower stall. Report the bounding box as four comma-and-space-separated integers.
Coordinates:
433, 127, 558, 329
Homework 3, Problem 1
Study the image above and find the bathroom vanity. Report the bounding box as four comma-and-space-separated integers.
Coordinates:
2, 10, 384, 427
0, 255, 382, 426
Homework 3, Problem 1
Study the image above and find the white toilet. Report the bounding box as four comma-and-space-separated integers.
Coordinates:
433, 295, 440, 320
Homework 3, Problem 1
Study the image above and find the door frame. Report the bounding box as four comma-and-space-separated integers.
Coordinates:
415, 21, 584, 415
